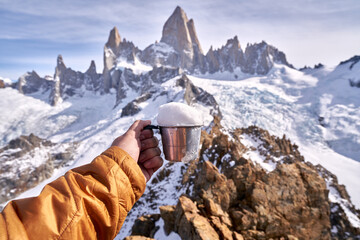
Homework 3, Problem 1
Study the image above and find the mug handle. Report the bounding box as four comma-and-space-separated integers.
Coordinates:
144, 125, 160, 130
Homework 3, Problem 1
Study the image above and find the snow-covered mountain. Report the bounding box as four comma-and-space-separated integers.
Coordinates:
12, 6, 291, 107
1, 5, 360, 240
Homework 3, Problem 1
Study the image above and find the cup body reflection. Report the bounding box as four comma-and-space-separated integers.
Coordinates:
160, 126, 201, 162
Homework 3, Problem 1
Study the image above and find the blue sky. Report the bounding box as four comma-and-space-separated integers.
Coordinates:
1, 0, 360, 80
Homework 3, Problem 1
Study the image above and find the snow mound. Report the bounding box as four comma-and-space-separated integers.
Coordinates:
157, 102, 203, 126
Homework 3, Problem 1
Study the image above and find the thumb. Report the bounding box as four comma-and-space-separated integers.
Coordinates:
127, 120, 151, 137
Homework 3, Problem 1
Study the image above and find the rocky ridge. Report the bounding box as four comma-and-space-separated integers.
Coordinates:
16, 71, 52, 94
123, 118, 360, 240
0, 134, 78, 206
335, 55, 360, 88
138, 7, 292, 75
11, 55, 103, 106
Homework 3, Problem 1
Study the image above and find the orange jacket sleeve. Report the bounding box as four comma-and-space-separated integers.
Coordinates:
0, 146, 146, 240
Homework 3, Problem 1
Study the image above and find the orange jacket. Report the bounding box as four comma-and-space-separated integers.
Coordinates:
0, 146, 146, 240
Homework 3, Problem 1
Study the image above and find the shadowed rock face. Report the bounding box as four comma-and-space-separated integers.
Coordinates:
206, 36, 245, 74
16, 71, 52, 94
175, 74, 221, 117
243, 41, 292, 75
127, 119, 360, 240
160, 6, 198, 70
49, 55, 102, 105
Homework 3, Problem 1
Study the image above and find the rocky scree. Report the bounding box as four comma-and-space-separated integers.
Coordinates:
0, 134, 78, 206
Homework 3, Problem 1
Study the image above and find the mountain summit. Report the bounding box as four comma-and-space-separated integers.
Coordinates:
160, 6, 203, 70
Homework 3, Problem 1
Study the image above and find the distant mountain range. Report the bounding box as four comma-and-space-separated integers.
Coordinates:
6, 6, 359, 109
7, 6, 295, 106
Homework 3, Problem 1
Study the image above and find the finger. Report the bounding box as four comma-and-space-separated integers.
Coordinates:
143, 156, 164, 170
153, 164, 162, 173
140, 165, 151, 182
139, 129, 153, 140
138, 147, 161, 163
128, 120, 151, 137
141, 137, 158, 151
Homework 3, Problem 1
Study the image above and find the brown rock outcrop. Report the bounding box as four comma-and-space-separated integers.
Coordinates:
174, 195, 220, 240
195, 122, 331, 239
127, 120, 360, 239
159, 205, 176, 235
131, 214, 160, 238
161, 121, 333, 239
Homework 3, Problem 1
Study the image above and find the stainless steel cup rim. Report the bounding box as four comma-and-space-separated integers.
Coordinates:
160, 126, 203, 130
144, 125, 203, 130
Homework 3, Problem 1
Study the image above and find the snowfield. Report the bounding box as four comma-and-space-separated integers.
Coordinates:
0, 62, 360, 237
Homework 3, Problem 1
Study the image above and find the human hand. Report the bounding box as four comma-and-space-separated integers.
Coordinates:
111, 120, 163, 182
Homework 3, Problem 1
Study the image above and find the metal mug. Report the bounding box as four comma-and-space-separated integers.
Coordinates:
144, 125, 202, 162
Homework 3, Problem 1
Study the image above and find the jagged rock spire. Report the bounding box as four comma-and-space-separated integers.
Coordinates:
86, 60, 97, 75
56, 55, 66, 70
55, 55, 66, 79
159, 6, 203, 70
187, 18, 203, 54
105, 27, 121, 56
103, 27, 121, 92
160, 6, 192, 54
